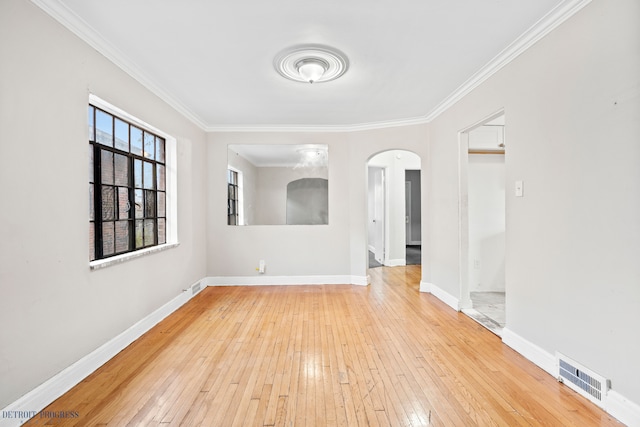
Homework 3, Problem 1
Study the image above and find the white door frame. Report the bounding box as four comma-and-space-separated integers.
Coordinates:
458, 109, 505, 310
372, 167, 386, 265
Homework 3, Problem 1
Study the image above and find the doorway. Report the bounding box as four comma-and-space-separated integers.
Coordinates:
367, 150, 421, 269
368, 167, 385, 267
459, 113, 506, 335
405, 170, 421, 265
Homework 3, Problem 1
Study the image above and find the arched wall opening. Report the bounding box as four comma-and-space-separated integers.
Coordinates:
366, 150, 422, 271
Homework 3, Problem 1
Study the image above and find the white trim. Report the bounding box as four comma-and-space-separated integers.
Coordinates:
89, 243, 179, 270
501, 328, 556, 376
352, 275, 370, 286
424, 282, 460, 311
458, 131, 471, 311
31, 0, 208, 130
457, 109, 506, 310
32, 0, 591, 132
423, 0, 592, 122
501, 328, 640, 426
165, 136, 179, 245
205, 116, 430, 133
385, 259, 406, 267
419, 281, 431, 293
607, 390, 640, 427
0, 283, 199, 427
204, 275, 367, 286
89, 94, 172, 138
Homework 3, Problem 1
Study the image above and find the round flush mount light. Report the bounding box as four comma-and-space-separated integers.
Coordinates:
274, 45, 349, 84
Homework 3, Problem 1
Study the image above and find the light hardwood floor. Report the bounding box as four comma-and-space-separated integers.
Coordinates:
25, 266, 622, 426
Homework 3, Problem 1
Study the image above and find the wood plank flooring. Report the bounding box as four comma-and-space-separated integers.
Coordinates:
25, 266, 622, 426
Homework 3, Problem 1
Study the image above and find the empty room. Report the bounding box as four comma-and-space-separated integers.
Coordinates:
0, 0, 639, 425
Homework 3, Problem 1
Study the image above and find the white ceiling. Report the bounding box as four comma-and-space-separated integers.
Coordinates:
34, 0, 579, 131
229, 144, 328, 168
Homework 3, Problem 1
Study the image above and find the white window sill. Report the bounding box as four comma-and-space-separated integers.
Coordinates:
89, 243, 179, 270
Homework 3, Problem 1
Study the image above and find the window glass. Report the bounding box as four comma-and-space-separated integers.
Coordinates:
131, 126, 143, 156
144, 132, 155, 159
90, 103, 167, 260
95, 110, 113, 146
115, 119, 129, 151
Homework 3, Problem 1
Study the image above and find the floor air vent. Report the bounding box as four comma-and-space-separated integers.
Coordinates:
556, 353, 608, 408
191, 282, 202, 295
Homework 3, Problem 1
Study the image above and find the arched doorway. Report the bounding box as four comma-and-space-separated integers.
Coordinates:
367, 150, 422, 269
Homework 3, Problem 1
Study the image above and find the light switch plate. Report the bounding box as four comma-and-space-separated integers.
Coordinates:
515, 180, 524, 197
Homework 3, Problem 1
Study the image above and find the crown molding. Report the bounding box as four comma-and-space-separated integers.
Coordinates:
424, 0, 592, 122
204, 115, 430, 133
30, 0, 209, 130
31, 0, 591, 133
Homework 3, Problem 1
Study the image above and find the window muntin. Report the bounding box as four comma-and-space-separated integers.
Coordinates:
89, 105, 166, 261
227, 169, 239, 225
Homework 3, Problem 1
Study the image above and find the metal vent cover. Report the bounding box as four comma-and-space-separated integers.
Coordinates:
556, 352, 608, 408
191, 282, 202, 295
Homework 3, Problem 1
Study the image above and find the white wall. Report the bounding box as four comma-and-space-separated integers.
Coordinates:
208, 132, 352, 277
0, 0, 207, 409
468, 154, 505, 292
427, 0, 640, 407
207, 126, 429, 282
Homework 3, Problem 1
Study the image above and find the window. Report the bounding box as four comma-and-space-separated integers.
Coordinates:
89, 104, 167, 261
227, 168, 239, 225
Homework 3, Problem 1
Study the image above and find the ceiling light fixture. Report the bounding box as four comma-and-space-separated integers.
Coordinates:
275, 45, 349, 84
294, 145, 328, 169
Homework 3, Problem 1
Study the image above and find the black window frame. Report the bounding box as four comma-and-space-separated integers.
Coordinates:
89, 104, 167, 261
227, 168, 239, 225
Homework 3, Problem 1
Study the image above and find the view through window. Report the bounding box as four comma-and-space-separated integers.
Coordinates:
89, 105, 166, 261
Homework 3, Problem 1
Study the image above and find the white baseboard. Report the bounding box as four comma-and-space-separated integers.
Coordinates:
204, 275, 368, 286
419, 281, 431, 293
501, 328, 556, 376
501, 328, 640, 426
469, 288, 506, 293
385, 259, 406, 267
352, 275, 370, 286
0, 282, 200, 427
607, 390, 640, 427
421, 282, 459, 311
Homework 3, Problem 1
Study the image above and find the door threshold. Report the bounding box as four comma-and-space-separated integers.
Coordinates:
461, 308, 503, 337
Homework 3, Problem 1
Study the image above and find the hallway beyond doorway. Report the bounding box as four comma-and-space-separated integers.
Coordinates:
406, 245, 420, 265
369, 245, 421, 269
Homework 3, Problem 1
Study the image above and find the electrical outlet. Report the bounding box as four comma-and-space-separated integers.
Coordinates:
258, 260, 265, 274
